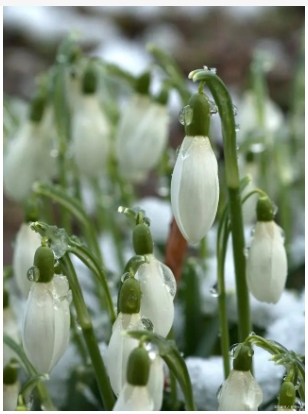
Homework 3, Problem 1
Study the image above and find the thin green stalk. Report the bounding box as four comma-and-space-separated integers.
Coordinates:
70, 309, 88, 365
33, 182, 103, 266
60, 255, 115, 410
192, 70, 251, 342
3, 335, 56, 411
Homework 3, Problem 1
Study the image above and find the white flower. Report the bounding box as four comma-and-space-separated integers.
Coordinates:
22, 275, 71, 374
246, 221, 287, 304
71, 95, 110, 177
3, 307, 20, 366
3, 381, 19, 411
106, 312, 145, 396
113, 383, 154, 411
137, 254, 176, 337
147, 355, 164, 411
171, 135, 219, 243
12, 223, 41, 297
3, 120, 57, 202
218, 369, 263, 411
115, 94, 169, 183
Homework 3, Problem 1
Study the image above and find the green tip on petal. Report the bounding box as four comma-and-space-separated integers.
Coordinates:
127, 346, 150, 386
256, 195, 275, 222
82, 62, 98, 94
34, 246, 54, 283
279, 382, 296, 408
119, 277, 141, 314
135, 71, 151, 95
233, 344, 253, 371
133, 223, 153, 255
185, 92, 210, 137
3, 364, 18, 385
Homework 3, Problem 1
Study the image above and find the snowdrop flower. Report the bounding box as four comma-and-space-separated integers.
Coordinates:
13, 222, 41, 297
4, 94, 57, 202
22, 246, 71, 374
71, 62, 111, 178
171, 92, 219, 243
106, 277, 145, 396
133, 223, 176, 337
113, 346, 154, 411
218, 344, 263, 410
276, 381, 296, 411
3, 290, 20, 367
115, 72, 169, 183
246, 195, 287, 304
3, 364, 19, 411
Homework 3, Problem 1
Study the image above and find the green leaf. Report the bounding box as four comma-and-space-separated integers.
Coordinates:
126, 330, 196, 411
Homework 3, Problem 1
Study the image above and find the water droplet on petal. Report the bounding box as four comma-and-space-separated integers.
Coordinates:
141, 317, 154, 332
144, 342, 159, 360
159, 263, 176, 297
209, 100, 218, 116
27, 266, 40, 282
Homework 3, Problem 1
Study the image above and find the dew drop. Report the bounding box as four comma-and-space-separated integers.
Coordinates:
121, 272, 130, 283
178, 105, 193, 126
232, 104, 238, 116
209, 67, 217, 74
235, 124, 240, 132
243, 247, 250, 257
144, 342, 159, 360
141, 317, 154, 332
27, 266, 40, 282
209, 100, 218, 116
203, 65, 208, 70
159, 262, 176, 297
209, 285, 219, 298
118, 206, 128, 214
249, 331, 256, 336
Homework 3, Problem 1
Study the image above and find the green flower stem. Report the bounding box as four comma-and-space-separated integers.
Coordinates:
70, 309, 88, 364
192, 70, 251, 342
60, 255, 115, 410
216, 204, 231, 378
68, 243, 116, 323
33, 182, 103, 266
53, 64, 71, 233
3, 335, 56, 411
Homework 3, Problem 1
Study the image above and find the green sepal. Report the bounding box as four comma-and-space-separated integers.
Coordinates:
3, 364, 18, 385
34, 246, 54, 283
256, 195, 275, 222
155, 88, 169, 105
29, 93, 46, 123
233, 344, 253, 371
135, 71, 151, 95
185, 92, 210, 137
119, 277, 141, 314
127, 346, 150, 386
3, 289, 9, 309
279, 381, 296, 408
133, 224, 153, 255
82, 62, 98, 95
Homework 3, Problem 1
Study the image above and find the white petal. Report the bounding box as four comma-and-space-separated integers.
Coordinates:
116, 94, 169, 182
72, 96, 110, 177
4, 121, 56, 202
171, 136, 219, 243
12, 223, 41, 297
147, 356, 164, 411
113, 384, 154, 411
218, 370, 263, 411
246, 221, 287, 304
3, 308, 20, 366
3, 382, 20, 411
22, 277, 70, 373
138, 255, 175, 337
106, 313, 145, 396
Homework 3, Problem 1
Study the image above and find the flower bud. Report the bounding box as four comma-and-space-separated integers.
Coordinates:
71, 95, 111, 178
132, 223, 153, 256
22, 274, 71, 373
246, 215, 287, 304
137, 255, 176, 337
115, 94, 169, 183
3, 364, 19, 411
278, 381, 296, 410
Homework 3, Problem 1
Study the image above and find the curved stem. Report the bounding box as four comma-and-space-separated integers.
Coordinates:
68, 244, 116, 323
33, 182, 103, 266
192, 70, 251, 342
241, 188, 267, 205
3, 335, 56, 411
60, 255, 115, 410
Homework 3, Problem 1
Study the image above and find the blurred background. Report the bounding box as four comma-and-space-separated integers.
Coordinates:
3, 5, 305, 265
